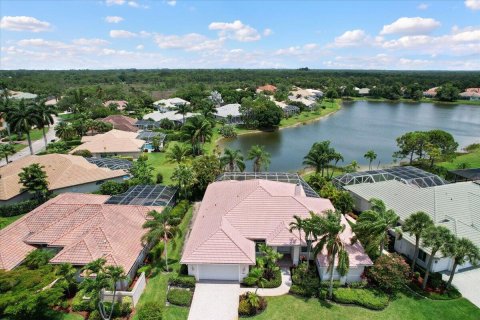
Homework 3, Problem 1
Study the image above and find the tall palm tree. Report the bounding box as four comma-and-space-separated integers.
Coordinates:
247, 145, 270, 173
422, 225, 454, 289
181, 115, 213, 155
289, 215, 306, 255
402, 211, 434, 271
312, 210, 350, 299
303, 141, 335, 176
174, 103, 191, 124
329, 152, 344, 178
55, 121, 76, 140
220, 148, 245, 172
166, 144, 191, 164
442, 237, 479, 288
142, 208, 179, 272
56, 263, 77, 297
99, 265, 127, 320
353, 198, 399, 256
171, 164, 196, 199
36, 101, 58, 147
364, 150, 377, 170
6, 100, 42, 155
0, 143, 15, 163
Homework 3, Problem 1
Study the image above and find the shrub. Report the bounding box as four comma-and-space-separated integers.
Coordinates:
179, 264, 189, 276
238, 293, 266, 317
24, 249, 55, 270
169, 275, 196, 288
98, 181, 129, 196
289, 284, 309, 297
238, 299, 254, 316
167, 288, 193, 306
137, 265, 152, 277
428, 272, 444, 290
0, 199, 42, 217
332, 288, 389, 310
168, 200, 190, 225
72, 290, 95, 312
219, 124, 237, 138
88, 310, 101, 320
136, 301, 163, 320
156, 172, 164, 184
72, 149, 92, 157
368, 253, 410, 292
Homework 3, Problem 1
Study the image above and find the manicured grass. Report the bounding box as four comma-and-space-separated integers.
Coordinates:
133, 206, 194, 320
0, 214, 25, 229
146, 151, 176, 185
437, 146, 480, 170
251, 292, 480, 320
50, 311, 84, 320
279, 100, 340, 127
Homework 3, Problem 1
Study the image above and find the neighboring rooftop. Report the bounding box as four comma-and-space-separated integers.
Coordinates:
136, 131, 166, 143
0, 154, 126, 201
135, 119, 161, 129
0, 193, 155, 271
333, 166, 446, 189
449, 168, 480, 182
105, 184, 177, 207
256, 84, 277, 92
216, 103, 241, 118
143, 110, 199, 123
99, 115, 138, 132
85, 157, 133, 171
103, 100, 128, 110
70, 129, 145, 155
153, 98, 190, 108
5, 90, 38, 100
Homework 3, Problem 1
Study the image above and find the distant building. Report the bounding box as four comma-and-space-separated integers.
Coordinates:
288, 87, 320, 109
256, 84, 277, 93
104, 100, 128, 111
153, 98, 190, 110
275, 101, 301, 116
459, 88, 480, 101
143, 110, 198, 124
99, 115, 139, 132
423, 87, 438, 98
215, 103, 242, 124
355, 87, 370, 96
1, 90, 38, 100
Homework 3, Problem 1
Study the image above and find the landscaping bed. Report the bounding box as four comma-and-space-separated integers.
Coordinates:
332, 288, 389, 310
239, 293, 267, 317
167, 288, 193, 307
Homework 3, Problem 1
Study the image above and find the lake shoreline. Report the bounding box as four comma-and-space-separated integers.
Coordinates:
351, 97, 480, 106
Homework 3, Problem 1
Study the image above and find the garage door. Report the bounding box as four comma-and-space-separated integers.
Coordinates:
198, 265, 239, 281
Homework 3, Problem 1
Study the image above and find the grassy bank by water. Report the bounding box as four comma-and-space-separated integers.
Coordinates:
437, 145, 480, 170
351, 97, 480, 106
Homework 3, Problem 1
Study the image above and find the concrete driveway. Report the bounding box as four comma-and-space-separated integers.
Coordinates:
188, 282, 239, 320
442, 267, 480, 307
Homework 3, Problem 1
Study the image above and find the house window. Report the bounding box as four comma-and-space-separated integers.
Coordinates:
418, 250, 427, 262
301, 246, 308, 253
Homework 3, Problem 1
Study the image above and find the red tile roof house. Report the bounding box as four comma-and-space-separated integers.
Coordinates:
0, 193, 157, 284
423, 87, 438, 98
256, 84, 277, 93
181, 179, 372, 284
99, 115, 139, 133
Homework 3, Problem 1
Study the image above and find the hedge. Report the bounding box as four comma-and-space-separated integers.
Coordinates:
332, 288, 389, 310
167, 288, 193, 307
168, 200, 190, 226
136, 302, 163, 320
289, 284, 311, 297
263, 269, 282, 288
0, 199, 42, 218
169, 275, 196, 288
71, 290, 95, 312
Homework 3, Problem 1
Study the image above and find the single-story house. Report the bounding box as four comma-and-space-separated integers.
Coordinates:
289, 87, 323, 100
153, 98, 190, 110
459, 88, 480, 101
1, 90, 38, 100
104, 100, 128, 111
143, 110, 199, 124
345, 180, 480, 273
423, 87, 438, 98
275, 101, 301, 116
215, 103, 242, 124
0, 154, 126, 205
355, 88, 370, 96
99, 115, 139, 132
0, 193, 156, 281
70, 129, 145, 158
45, 98, 58, 106
181, 179, 372, 283
256, 84, 277, 93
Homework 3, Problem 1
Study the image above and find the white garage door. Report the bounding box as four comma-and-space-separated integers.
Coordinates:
198, 264, 239, 281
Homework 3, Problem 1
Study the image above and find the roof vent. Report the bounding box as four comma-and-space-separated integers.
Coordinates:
295, 183, 302, 196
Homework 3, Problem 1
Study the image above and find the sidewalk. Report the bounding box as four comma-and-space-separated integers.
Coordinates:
239, 267, 292, 297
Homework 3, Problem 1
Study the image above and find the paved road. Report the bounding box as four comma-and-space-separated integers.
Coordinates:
188, 282, 239, 320
0, 116, 59, 166
442, 267, 480, 307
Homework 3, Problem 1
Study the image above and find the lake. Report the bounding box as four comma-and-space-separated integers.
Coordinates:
220, 101, 480, 172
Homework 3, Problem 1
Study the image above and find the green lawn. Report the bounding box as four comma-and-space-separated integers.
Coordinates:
50, 311, 84, 320
252, 292, 480, 320
132, 205, 194, 320
279, 100, 340, 127
0, 214, 25, 229
438, 146, 480, 170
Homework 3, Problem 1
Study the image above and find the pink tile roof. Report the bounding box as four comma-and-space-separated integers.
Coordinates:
0, 193, 157, 272
181, 179, 339, 265
99, 115, 138, 132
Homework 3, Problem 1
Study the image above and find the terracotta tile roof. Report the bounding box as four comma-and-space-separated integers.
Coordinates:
103, 100, 128, 110
181, 179, 362, 265
257, 84, 277, 92
99, 115, 138, 132
0, 193, 157, 272
0, 154, 126, 201
70, 129, 145, 154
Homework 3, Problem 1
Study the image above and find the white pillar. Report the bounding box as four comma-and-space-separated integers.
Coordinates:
292, 246, 300, 265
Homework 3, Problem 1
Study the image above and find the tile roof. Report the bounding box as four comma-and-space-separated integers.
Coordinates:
99, 115, 139, 132
0, 154, 126, 201
257, 84, 277, 92
181, 180, 369, 266
103, 100, 128, 110
0, 193, 157, 272
216, 104, 241, 118
70, 129, 145, 154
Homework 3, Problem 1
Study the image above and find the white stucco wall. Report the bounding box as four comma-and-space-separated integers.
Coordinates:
188, 264, 250, 282
316, 262, 367, 284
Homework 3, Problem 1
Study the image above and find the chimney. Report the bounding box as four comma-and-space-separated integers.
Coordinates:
295, 183, 302, 196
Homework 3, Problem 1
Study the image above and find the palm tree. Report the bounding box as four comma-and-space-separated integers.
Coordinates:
244, 267, 267, 294
0, 143, 15, 163
171, 164, 196, 199
312, 210, 350, 299
364, 150, 377, 170
181, 115, 213, 155
36, 101, 58, 147
442, 237, 479, 288
353, 198, 399, 256
303, 141, 335, 176
402, 211, 434, 271
142, 208, 179, 272
422, 225, 454, 289
166, 144, 191, 164
55, 121, 76, 140
329, 152, 344, 178
99, 265, 127, 320
56, 263, 77, 297
220, 148, 245, 172
289, 215, 306, 254
6, 100, 42, 155
174, 103, 191, 124
247, 145, 270, 173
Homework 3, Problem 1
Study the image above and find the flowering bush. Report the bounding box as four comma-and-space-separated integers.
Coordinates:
368, 253, 410, 292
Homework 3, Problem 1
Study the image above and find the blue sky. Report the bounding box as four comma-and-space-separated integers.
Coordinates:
1, 0, 479, 69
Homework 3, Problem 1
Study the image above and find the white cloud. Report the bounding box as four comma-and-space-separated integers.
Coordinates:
380, 17, 440, 35
105, 0, 147, 8
167, 0, 177, 6
330, 29, 369, 47
465, 0, 480, 10
324, 54, 433, 70
110, 29, 137, 38
208, 20, 261, 42
72, 38, 110, 46
105, 0, 125, 5
105, 16, 124, 23
136, 44, 144, 50
154, 33, 224, 51
128, 1, 139, 7
417, 3, 429, 10
0, 16, 51, 32
263, 28, 273, 36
